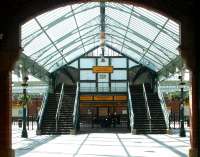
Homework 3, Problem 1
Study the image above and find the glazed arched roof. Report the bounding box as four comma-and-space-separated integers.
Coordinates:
21, 2, 179, 73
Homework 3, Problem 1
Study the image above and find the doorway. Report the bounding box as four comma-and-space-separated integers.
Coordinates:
79, 103, 128, 132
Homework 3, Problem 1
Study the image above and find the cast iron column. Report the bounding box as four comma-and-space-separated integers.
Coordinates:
179, 75, 186, 137
21, 76, 28, 138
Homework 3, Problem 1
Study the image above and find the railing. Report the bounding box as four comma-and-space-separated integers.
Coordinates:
157, 82, 169, 129
72, 82, 80, 131
55, 83, 64, 132
127, 82, 134, 133
37, 87, 49, 131
143, 84, 152, 132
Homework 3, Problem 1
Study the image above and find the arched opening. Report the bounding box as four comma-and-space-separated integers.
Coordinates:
0, 0, 195, 156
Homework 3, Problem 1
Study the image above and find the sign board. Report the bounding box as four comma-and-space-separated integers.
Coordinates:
80, 96, 93, 101
92, 66, 113, 73
80, 95, 127, 101
114, 95, 127, 101
80, 104, 112, 107
94, 96, 113, 101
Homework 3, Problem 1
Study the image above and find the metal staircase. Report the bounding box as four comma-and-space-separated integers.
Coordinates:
130, 84, 167, 134
55, 85, 76, 134
38, 84, 76, 135
145, 84, 167, 133
131, 85, 150, 134
40, 93, 57, 134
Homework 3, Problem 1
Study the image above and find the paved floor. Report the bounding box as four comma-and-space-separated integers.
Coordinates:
12, 125, 190, 157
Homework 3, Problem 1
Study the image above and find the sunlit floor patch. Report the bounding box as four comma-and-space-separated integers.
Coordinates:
12, 125, 190, 157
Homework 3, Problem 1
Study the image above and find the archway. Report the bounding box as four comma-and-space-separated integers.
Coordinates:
0, 1, 196, 157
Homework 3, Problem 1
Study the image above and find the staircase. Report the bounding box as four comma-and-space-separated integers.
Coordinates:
56, 86, 76, 134
131, 85, 150, 134
40, 85, 76, 135
130, 84, 167, 134
145, 84, 167, 134
40, 93, 57, 134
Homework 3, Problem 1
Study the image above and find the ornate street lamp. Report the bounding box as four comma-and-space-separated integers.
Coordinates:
178, 75, 186, 137
21, 76, 29, 138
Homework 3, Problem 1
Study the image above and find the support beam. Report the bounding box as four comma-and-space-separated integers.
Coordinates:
70, 5, 86, 53
15, 53, 50, 83
121, 6, 134, 52
105, 44, 156, 73
139, 19, 170, 63
53, 45, 99, 73
100, 1, 106, 56
100, 2, 105, 33
106, 36, 163, 69
105, 16, 177, 57
158, 56, 182, 79
47, 39, 99, 71
38, 30, 99, 68
106, 4, 179, 42
60, 67, 75, 84
29, 16, 100, 60
34, 18, 68, 64
106, 27, 169, 63
132, 66, 147, 83
22, 3, 99, 48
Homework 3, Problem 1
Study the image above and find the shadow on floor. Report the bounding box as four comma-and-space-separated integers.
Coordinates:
145, 134, 188, 157
78, 128, 130, 134
15, 135, 58, 156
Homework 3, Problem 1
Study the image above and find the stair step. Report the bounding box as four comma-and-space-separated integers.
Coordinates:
40, 86, 76, 135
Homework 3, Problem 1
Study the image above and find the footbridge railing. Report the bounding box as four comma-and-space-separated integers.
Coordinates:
143, 84, 152, 133
128, 82, 135, 133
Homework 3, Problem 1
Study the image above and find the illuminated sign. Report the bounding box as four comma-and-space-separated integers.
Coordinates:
80, 96, 93, 101
93, 96, 113, 101
80, 95, 127, 101
80, 104, 127, 107
92, 66, 113, 73
114, 95, 127, 101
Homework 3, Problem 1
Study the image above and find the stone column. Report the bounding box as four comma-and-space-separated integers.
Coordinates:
0, 17, 20, 157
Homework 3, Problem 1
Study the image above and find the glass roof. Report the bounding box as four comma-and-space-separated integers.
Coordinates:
21, 2, 180, 73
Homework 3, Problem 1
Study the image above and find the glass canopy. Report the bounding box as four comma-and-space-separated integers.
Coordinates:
21, 2, 179, 73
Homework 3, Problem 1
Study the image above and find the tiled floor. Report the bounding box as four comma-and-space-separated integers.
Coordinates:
12, 125, 190, 157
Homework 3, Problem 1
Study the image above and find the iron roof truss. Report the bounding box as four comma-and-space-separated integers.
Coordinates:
20, 2, 180, 80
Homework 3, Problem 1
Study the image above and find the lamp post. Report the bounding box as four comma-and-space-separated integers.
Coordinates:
21, 76, 29, 138
178, 75, 186, 137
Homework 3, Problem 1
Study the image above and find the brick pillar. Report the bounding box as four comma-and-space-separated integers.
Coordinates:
179, 17, 197, 157
0, 18, 20, 157
0, 71, 15, 157
189, 72, 198, 157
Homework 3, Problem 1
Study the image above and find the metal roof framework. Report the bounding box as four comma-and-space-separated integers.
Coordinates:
20, 2, 180, 81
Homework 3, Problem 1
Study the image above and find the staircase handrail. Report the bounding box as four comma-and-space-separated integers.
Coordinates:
143, 83, 152, 132
72, 82, 79, 130
37, 87, 49, 130
157, 82, 169, 129
127, 82, 134, 132
55, 83, 64, 132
